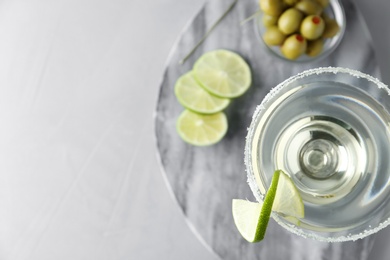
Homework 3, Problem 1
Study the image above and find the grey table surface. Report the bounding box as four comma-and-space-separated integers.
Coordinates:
2, 0, 390, 260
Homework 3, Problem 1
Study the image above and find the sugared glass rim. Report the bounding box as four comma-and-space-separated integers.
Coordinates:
255, 0, 346, 63
244, 67, 390, 242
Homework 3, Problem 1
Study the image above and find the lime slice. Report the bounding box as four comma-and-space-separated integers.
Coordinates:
232, 170, 280, 242
193, 50, 252, 98
232, 170, 304, 242
176, 110, 228, 146
232, 200, 263, 242
175, 71, 230, 114
273, 170, 305, 219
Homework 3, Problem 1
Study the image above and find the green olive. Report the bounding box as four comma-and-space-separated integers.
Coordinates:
315, 0, 329, 8
322, 19, 340, 38
283, 0, 299, 6
295, 0, 323, 15
321, 12, 331, 23
300, 15, 325, 40
263, 26, 287, 46
306, 39, 324, 57
281, 34, 307, 60
262, 14, 279, 28
278, 8, 303, 35
259, 0, 285, 16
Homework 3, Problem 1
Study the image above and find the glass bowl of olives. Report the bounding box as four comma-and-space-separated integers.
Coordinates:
256, 0, 345, 62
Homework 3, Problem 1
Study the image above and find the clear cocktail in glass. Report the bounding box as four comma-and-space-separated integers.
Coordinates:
245, 67, 390, 242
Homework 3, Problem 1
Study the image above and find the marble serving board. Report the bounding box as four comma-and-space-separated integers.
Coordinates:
155, 0, 380, 259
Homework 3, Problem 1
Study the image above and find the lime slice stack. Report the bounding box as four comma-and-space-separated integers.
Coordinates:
176, 110, 228, 146
193, 50, 252, 98
232, 170, 304, 242
175, 72, 230, 114
174, 50, 252, 146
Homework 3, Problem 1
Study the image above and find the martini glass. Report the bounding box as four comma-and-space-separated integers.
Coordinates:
245, 67, 390, 242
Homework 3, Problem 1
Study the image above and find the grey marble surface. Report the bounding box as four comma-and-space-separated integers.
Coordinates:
155, 0, 381, 259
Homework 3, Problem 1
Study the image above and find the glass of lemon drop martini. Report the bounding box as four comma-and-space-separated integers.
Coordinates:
234, 67, 390, 243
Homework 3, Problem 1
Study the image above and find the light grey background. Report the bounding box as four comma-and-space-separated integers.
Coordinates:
1, 0, 389, 259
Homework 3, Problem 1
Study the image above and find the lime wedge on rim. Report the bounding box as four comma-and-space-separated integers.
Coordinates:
193, 50, 252, 98
232, 199, 264, 243
175, 71, 230, 114
273, 170, 305, 219
176, 110, 228, 146
232, 170, 304, 242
